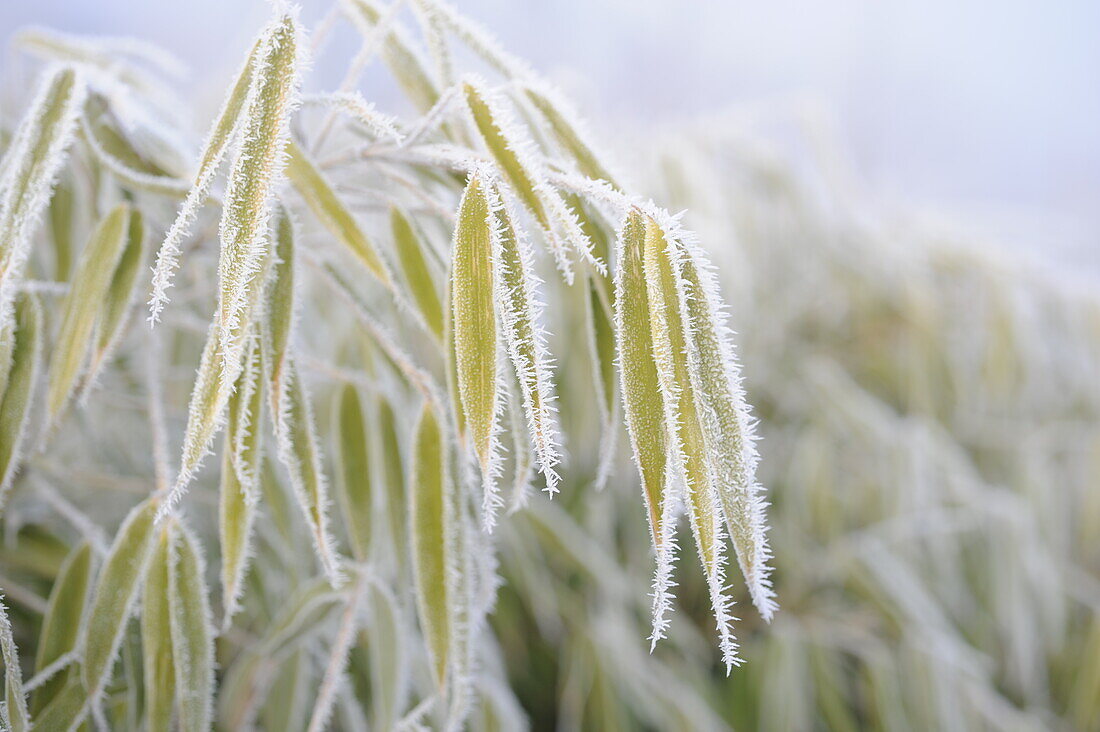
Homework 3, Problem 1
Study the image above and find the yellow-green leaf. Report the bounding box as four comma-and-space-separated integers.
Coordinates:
82, 497, 158, 697
391, 207, 444, 339
285, 140, 391, 287
450, 173, 501, 523
0, 294, 41, 508
46, 203, 132, 426
409, 400, 450, 687
142, 528, 174, 732
334, 383, 372, 561
168, 522, 214, 732
30, 541, 91, 716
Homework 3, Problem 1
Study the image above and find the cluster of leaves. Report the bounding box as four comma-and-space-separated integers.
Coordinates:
0, 1, 773, 729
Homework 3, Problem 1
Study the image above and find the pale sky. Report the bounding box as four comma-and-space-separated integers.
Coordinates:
2, 0, 1097, 271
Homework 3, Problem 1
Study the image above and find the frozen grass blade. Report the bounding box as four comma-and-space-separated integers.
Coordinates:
641, 214, 738, 669
0, 66, 85, 337
306, 579, 362, 732
46, 204, 132, 427
409, 400, 451, 688
274, 356, 344, 587
451, 171, 503, 527
263, 208, 295, 416
285, 140, 392, 288
216, 10, 305, 376
148, 37, 262, 322
334, 382, 372, 561
87, 208, 145, 384
614, 209, 677, 643
168, 521, 215, 732
219, 341, 262, 627
342, 0, 442, 114
0, 294, 41, 510
523, 82, 619, 188
82, 497, 157, 699
30, 542, 91, 716
462, 79, 584, 281
391, 206, 444, 339
490, 187, 561, 495
142, 528, 174, 732
0, 597, 29, 732
678, 240, 775, 620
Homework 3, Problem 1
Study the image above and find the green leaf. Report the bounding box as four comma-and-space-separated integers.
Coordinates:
30, 541, 91, 716
82, 498, 158, 697
409, 400, 450, 687
142, 528, 174, 732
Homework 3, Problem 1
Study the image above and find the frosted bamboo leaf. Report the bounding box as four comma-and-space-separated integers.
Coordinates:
30, 542, 91, 716
27, 675, 85, 731
462, 79, 587, 280
148, 36, 261, 322
306, 580, 362, 732
46, 204, 132, 426
1, 597, 29, 732
79, 98, 189, 196
524, 83, 619, 187
285, 140, 391, 288
220, 341, 262, 626
366, 584, 408, 730
0, 66, 85, 336
451, 172, 503, 526
82, 498, 158, 698
166, 323, 237, 515
217, 11, 305, 375
342, 0, 442, 114
306, 91, 403, 142
377, 395, 407, 572
391, 206, 444, 339
335, 382, 372, 561
409, 400, 451, 688
47, 176, 74, 282
641, 215, 738, 669
490, 188, 561, 495
678, 242, 775, 620
142, 528, 174, 732
614, 210, 669, 549
583, 270, 617, 490
168, 522, 215, 732
273, 356, 343, 586
0, 295, 41, 510
614, 209, 677, 642
263, 208, 295, 415
87, 207, 146, 385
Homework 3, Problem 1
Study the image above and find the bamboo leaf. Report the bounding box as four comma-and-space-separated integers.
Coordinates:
273, 356, 343, 586
391, 206, 444, 339
30, 541, 91, 716
409, 400, 450, 687
46, 204, 132, 426
614, 209, 676, 643
219, 340, 262, 626
285, 140, 391, 288
217, 11, 305, 377
168, 521, 215, 732
141, 528, 174, 732
0, 596, 29, 732
490, 187, 561, 495
641, 215, 738, 669
334, 383, 372, 562
677, 241, 775, 620
148, 36, 263, 321
87, 207, 146, 384
451, 172, 503, 526
82, 497, 158, 698
0, 294, 41, 510
0, 66, 86, 334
